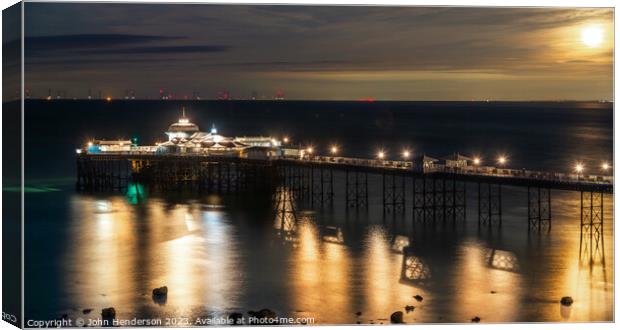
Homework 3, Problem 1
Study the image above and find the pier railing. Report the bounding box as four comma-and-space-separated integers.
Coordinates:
78, 150, 612, 191
283, 155, 612, 186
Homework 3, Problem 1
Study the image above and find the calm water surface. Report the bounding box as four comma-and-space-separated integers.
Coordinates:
23, 101, 613, 324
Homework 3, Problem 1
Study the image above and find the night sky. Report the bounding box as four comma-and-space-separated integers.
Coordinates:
23, 4, 613, 100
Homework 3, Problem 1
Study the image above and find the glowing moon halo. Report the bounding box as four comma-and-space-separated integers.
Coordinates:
581, 26, 603, 47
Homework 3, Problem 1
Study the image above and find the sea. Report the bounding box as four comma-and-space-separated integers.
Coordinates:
16, 100, 614, 324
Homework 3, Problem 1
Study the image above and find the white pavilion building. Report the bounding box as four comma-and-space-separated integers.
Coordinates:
157, 108, 281, 157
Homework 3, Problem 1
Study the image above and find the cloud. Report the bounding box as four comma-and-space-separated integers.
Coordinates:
79, 45, 230, 55
25, 34, 183, 55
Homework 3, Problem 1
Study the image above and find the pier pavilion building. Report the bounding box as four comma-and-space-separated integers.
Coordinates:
82, 108, 283, 158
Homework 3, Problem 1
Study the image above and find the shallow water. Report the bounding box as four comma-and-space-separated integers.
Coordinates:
24, 181, 613, 324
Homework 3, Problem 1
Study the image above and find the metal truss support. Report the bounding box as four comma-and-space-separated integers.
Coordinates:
452, 179, 467, 221
310, 166, 334, 207
527, 186, 551, 232
413, 177, 434, 222
280, 165, 303, 199
382, 172, 405, 213
579, 190, 605, 266
413, 176, 466, 222
478, 182, 502, 226
345, 169, 368, 208
273, 186, 298, 235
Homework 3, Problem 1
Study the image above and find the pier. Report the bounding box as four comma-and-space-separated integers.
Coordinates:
75, 110, 612, 235
76, 151, 612, 232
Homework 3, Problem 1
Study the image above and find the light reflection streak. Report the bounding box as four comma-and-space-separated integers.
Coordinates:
362, 227, 414, 322
199, 209, 239, 311
452, 242, 522, 322
287, 217, 353, 323
66, 195, 241, 318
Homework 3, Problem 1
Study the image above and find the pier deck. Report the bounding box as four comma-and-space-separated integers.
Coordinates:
76, 151, 612, 234
76, 152, 612, 193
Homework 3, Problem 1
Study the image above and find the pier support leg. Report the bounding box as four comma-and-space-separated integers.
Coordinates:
434, 178, 445, 221
453, 179, 466, 222
346, 169, 368, 208
579, 190, 605, 266
478, 182, 502, 227
382, 172, 405, 213
527, 186, 551, 232
413, 176, 436, 222
274, 186, 298, 241
311, 166, 334, 207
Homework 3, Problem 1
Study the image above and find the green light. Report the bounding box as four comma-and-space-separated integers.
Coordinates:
126, 182, 146, 204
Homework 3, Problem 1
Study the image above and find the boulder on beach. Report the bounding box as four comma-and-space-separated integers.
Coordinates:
471, 316, 481, 323
390, 311, 404, 324
355, 311, 362, 316
413, 295, 423, 302
405, 305, 415, 313
560, 296, 574, 306
152, 286, 168, 297
82, 308, 93, 314
101, 307, 116, 319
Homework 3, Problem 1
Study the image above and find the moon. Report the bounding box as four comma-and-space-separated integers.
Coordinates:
581, 26, 604, 47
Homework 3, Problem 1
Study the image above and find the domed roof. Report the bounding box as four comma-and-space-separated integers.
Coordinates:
167, 107, 199, 133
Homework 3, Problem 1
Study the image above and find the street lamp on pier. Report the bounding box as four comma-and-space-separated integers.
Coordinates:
601, 162, 610, 172
497, 155, 507, 168
306, 146, 314, 160
574, 162, 584, 180
473, 157, 481, 173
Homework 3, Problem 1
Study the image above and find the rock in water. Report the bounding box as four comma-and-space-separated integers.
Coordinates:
101, 307, 116, 319
228, 312, 243, 325
471, 316, 481, 323
405, 305, 415, 313
152, 286, 168, 297
82, 309, 93, 314
413, 295, 423, 302
390, 311, 404, 324
355, 311, 362, 316
560, 296, 574, 306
